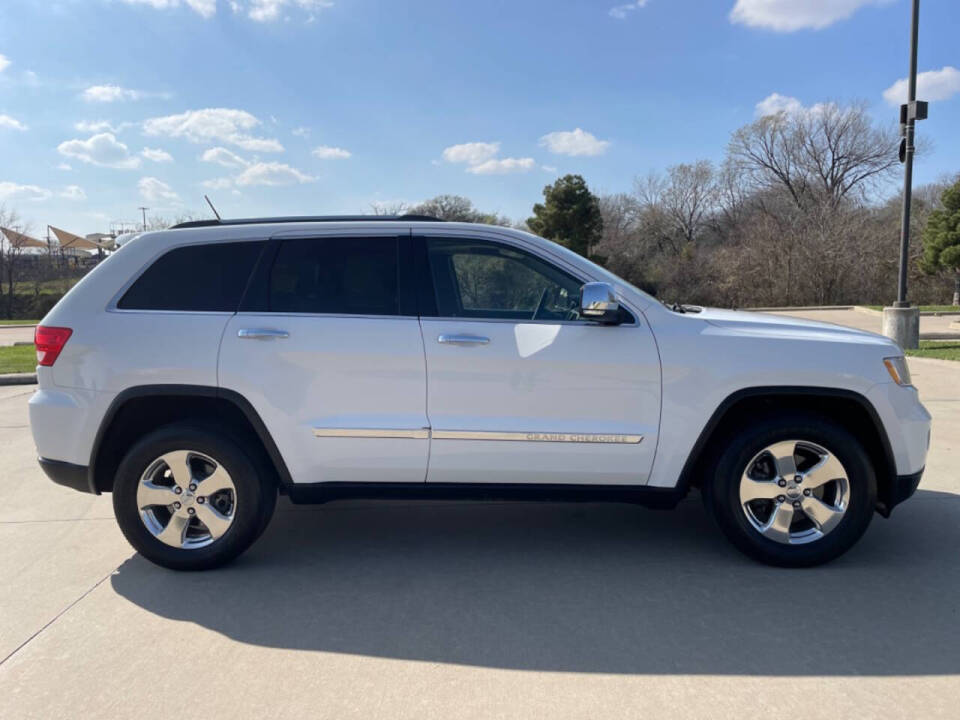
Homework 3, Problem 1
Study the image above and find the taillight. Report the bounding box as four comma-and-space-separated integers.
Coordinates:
35, 326, 72, 367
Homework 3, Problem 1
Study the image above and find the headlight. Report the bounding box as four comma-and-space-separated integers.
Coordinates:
883, 356, 912, 386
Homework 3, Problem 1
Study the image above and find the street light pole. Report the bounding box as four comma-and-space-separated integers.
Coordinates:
138, 206, 149, 232
895, 0, 920, 308
883, 0, 925, 349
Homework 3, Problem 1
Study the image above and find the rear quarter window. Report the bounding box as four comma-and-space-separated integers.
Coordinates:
117, 241, 264, 312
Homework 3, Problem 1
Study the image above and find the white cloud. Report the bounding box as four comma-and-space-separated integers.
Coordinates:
74, 120, 134, 133
0, 55, 10, 73
138, 176, 180, 203
0, 114, 27, 131
0, 181, 52, 202
292, 126, 310, 137
730, 0, 891, 32
442, 142, 500, 166
57, 133, 141, 169
311, 145, 351, 159
609, 1, 648, 19
121, 0, 216, 18
143, 108, 284, 152
60, 185, 86, 201
123, 0, 333, 20
186, 0, 217, 16
141, 147, 174, 163
542, 165, 558, 173
245, 0, 333, 22
234, 161, 315, 186
201, 146, 249, 168
203, 160, 314, 189
755, 92, 804, 117
441, 141, 535, 175
883, 66, 960, 106
539, 128, 610, 156
201, 177, 235, 190
467, 157, 536, 175
754, 93, 834, 119
82, 84, 144, 103
57, 163, 72, 171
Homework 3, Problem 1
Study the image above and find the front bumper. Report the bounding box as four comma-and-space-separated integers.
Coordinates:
879, 467, 924, 517
38, 458, 95, 494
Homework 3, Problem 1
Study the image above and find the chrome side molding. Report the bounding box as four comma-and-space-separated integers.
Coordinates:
312, 428, 430, 439
312, 427, 642, 444
432, 430, 643, 444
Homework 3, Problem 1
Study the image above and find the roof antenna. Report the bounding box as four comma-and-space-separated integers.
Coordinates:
204, 194, 222, 221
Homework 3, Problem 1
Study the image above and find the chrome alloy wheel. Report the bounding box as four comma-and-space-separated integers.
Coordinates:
738, 440, 850, 545
136, 450, 237, 549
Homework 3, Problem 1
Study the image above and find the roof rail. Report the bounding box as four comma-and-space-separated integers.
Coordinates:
169, 214, 443, 229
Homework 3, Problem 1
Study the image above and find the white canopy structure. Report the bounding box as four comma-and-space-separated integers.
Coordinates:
48, 225, 102, 255
0, 226, 48, 251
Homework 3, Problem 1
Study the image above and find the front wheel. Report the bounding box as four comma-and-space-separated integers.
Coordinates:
703, 412, 877, 567
113, 423, 277, 571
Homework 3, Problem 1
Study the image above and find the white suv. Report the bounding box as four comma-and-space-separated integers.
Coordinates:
29, 217, 931, 570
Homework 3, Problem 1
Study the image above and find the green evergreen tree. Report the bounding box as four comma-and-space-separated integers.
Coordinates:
527, 175, 603, 258
921, 177, 960, 306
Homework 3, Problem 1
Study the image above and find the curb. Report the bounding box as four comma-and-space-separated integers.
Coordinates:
0, 373, 37, 386
921, 333, 960, 341
854, 307, 960, 317
744, 305, 855, 312
0, 324, 37, 329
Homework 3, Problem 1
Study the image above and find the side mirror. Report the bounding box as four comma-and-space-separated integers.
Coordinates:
579, 282, 621, 324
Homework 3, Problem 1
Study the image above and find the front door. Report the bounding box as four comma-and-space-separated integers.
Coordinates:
418, 234, 661, 486
218, 231, 429, 485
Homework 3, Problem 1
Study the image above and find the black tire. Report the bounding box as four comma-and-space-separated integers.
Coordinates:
703, 411, 877, 567
113, 423, 277, 571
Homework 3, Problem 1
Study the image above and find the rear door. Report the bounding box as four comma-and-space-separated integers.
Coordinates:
218, 229, 430, 485
418, 232, 661, 486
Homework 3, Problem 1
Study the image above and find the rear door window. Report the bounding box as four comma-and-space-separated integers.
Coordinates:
268, 237, 400, 316
117, 241, 264, 312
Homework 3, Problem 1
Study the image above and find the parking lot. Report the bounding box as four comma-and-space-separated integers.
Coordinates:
1, 356, 958, 719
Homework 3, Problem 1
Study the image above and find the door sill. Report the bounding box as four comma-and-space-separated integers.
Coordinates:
284, 482, 685, 509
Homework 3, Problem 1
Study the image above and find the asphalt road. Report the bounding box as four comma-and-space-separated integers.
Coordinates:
1, 357, 958, 719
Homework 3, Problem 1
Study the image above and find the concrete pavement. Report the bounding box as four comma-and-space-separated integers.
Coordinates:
773, 307, 960, 338
1, 362, 959, 719
0, 326, 35, 347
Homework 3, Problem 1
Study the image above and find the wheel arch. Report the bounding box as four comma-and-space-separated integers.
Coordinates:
677, 386, 899, 516
89, 384, 293, 494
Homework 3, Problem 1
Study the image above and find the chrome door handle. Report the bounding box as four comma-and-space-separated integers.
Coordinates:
238, 328, 289, 340
437, 334, 490, 346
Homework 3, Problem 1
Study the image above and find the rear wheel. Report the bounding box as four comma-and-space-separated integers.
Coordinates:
703, 412, 876, 567
113, 423, 277, 570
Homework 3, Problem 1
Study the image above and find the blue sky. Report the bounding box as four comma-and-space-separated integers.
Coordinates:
1, 0, 959, 235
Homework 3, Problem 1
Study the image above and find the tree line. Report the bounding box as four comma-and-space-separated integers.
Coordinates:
4, 100, 959, 320
399, 102, 960, 308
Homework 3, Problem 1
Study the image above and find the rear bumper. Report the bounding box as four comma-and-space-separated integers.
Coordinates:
38, 457, 95, 494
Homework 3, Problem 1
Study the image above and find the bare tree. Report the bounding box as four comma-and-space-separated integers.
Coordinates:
0, 205, 33, 318
729, 102, 899, 211
369, 201, 409, 216
409, 194, 511, 226
634, 161, 719, 254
